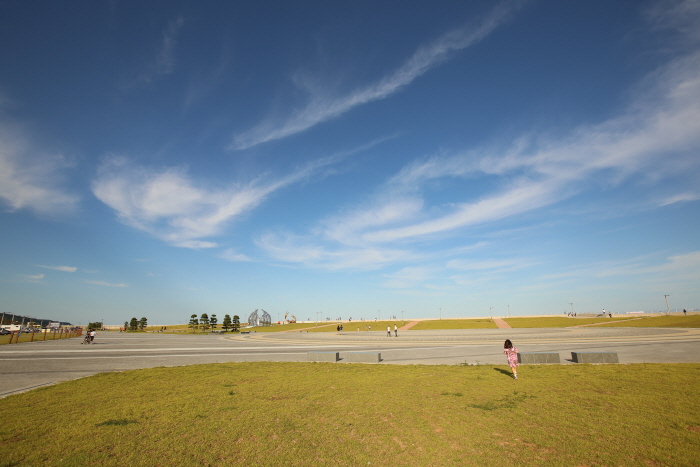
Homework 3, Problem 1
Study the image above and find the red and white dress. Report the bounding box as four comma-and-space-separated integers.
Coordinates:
504, 347, 518, 368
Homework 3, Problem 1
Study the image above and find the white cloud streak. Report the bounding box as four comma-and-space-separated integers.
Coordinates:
230, 2, 519, 150
92, 154, 340, 248
84, 280, 128, 287
258, 4, 700, 272
0, 119, 79, 215
130, 16, 185, 86
659, 191, 700, 206
21, 273, 44, 280
37, 265, 78, 273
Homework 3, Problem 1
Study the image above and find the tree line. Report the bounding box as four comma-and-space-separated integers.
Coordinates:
188, 313, 240, 332
123, 317, 148, 331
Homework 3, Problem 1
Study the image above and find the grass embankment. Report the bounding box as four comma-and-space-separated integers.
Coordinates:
1, 363, 698, 466
594, 314, 700, 328
410, 319, 498, 330
503, 316, 639, 328
504, 315, 700, 328
0, 330, 79, 346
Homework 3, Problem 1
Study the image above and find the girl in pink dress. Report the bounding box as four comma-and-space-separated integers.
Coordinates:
504, 339, 518, 379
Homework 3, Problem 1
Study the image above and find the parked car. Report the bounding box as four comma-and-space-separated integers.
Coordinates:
0, 329, 11, 335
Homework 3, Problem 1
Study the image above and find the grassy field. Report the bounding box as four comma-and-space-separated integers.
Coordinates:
0, 330, 80, 345
409, 319, 498, 330
594, 314, 700, 328
1, 362, 698, 466
503, 316, 641, 328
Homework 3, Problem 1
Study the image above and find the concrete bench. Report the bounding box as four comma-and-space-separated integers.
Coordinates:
517, 352, 560, 364
571, 351, 619, 363
308, 351, 339, 362
346, 352, 381, 363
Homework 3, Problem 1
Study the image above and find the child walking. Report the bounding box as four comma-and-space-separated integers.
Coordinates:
504, 339, 519, 379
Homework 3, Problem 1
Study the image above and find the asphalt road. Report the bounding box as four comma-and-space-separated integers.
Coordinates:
1, 326, 698, 398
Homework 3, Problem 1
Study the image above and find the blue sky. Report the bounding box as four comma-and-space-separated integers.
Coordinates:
1, 0, 699, 326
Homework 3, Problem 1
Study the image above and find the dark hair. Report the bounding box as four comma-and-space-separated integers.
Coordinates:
504, 339, 513, 349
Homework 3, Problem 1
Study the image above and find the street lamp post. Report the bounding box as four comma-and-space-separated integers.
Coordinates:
508, 305, 510, 318
664, 295, 671, 316
378, 310, 380, 321
439, 308, 441, 320
489, 307, 493, 321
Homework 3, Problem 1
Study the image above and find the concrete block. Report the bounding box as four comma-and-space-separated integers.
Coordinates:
307, 351, 339, 362
517, 352, 560, 364
347, 352, 381, 363
571, 351, 619, 363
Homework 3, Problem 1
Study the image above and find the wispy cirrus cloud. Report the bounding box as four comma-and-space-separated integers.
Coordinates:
220, 248, 252, 262
20, 273, 44, 281
92, 153, 342, 249
37, 265, 78, 273
659, 191, 700, 206
257, 3, 700, 272
230, 2, 520, 150
127, 16, 185, 87
0, 117, 79, 216
84, 280, 128, 287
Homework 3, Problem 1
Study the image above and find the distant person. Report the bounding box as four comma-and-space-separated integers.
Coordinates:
82, 329, 91, 345
683, 309, 687, 316
394, 324, 398, 337
90, 329, 96, 343
608, 312, 612, 318
387, 326, 391, 337
503, 339, 519, 379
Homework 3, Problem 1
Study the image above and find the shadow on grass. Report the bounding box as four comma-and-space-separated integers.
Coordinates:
493, 367, 513, 378
95, 419, 138, 427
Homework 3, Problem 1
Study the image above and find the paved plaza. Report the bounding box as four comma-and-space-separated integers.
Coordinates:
1, 326, 699, 398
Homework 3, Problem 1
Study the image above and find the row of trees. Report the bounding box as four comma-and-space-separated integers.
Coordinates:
188, 313, 240, 332
123, 317, 148, 331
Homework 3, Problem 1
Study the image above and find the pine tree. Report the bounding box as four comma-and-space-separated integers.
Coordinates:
210, 314, 218, 331
129, 317, 139, 331
232, 315, 240, 332
222, 314, 232, 332
200, 313, 210, 332
188, 314, 199, 333
139, 317, 147, 330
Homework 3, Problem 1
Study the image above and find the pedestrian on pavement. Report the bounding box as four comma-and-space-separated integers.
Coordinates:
394, 324, 398, 337
387, 326, 391, 337
504, 339, 519, 379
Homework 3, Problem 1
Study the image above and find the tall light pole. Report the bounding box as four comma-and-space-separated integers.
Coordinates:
401, 310, 404, 321
508, 305, 510, 318
378, 310, 380, 321
489, 307, 493, 321
664, 295, 671, 316
439, 308, 442, 320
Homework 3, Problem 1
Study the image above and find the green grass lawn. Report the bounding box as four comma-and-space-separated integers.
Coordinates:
1, 362, 698, 466
409, 319, 498, 330
594, 314, 700, 328
505, 316, 653, 328
0, 330, 80, 345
